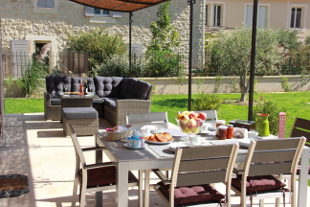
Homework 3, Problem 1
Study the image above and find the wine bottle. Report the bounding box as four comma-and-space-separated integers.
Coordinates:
79, 80, 83, 95
83, 80, 88, 94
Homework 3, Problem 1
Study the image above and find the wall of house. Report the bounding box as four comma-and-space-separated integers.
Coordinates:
209, 0, 310, 39
0, 0, 204, 71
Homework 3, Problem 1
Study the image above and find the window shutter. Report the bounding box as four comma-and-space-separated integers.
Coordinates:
112, 11, 122, 18
245, 5, 253, 27
10, 40, 30, 78
85, 6, 95, 17
257, 6, 267, 28
37, 0, 54, 8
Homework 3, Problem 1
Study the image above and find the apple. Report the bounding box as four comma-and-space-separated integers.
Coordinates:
187, 119, 197, 128
178, 114, 190, 123
197, 112, 207, 121
195, 118, 203, 127
188, 112, 198, 119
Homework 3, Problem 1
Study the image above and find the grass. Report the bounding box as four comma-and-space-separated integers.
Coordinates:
5, 91, 310, 137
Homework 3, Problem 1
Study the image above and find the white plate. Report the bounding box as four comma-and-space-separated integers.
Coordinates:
168, 142, 188, 152
124, 143, 146, 150
141, 125, 165, 133
145, 138, 174, 145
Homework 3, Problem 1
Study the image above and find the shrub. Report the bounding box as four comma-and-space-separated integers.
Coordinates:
65, 28, 127, 70
144, 51, 182, 77
253, 100, 288, 135
192, 93, 223, 111
17, 60, 48, 97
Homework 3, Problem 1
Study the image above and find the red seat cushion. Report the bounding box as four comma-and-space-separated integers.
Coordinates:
232, 175, 286, 195
78, 166, 137, 188
79, 166, 117, 187
156, 181, 224, 206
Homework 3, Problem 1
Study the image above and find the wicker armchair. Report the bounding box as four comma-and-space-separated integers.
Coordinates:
44, 92, 62, 121
104, 99, 151, 126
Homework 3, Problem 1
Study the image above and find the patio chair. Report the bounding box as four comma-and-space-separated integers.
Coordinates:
152, 144, 239, 207
126, 111, 169, 129
231, 137, 306, 207
68, 124, 139, 207
282, 117, 310, 190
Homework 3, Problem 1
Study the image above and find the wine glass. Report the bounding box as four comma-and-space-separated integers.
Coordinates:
63, 84, 68, 92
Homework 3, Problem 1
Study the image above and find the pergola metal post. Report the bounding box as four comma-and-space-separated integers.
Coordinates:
248, 0, 259, 121
188, 0, 195, 111
129, 12, 133, 76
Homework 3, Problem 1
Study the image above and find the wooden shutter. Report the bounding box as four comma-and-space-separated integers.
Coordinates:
85, 6, 95, 17
10, 40, 30, 78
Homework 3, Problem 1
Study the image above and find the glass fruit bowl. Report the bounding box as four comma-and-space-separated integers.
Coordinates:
176, 111, 207, 140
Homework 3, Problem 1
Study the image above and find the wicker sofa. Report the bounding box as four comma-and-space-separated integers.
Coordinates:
44, 76, 152, 126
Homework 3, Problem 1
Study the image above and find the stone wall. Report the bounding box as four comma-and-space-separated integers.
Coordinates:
4, 75, 309, 97
0, 0, 204, 70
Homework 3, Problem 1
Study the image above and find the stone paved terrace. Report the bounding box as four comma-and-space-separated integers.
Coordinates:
0, 113, 308, 207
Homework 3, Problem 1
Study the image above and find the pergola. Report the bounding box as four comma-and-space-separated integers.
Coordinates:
68, 0, 259, 120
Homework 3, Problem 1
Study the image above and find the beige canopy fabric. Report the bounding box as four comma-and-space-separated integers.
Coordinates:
68, 0, 170, 12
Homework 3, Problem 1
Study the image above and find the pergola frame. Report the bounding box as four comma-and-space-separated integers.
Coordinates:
68, 0, 259, 120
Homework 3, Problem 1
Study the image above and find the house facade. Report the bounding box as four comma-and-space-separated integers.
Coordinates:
0, 0, 202, 77
0, 0, 309, 78
204, 0, 310, 39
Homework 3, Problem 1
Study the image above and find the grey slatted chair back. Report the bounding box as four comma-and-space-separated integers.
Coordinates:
168, 144, 239, 206
126, 112, 169, 129
290, 117, 310, 146
245, 138, 306, 176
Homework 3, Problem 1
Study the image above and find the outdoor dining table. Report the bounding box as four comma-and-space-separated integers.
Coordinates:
95, 128, 309, 207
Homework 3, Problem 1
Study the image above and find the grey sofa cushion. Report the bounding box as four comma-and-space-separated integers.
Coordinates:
62, 107, 98, 119
103, 98, 118, 110
94, 76, 123, 98
71, 77, 82, 92
46, 76, 72, 97
119, 78, 151, 99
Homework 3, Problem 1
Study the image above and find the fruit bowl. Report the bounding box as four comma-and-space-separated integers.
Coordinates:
176, 111, 207, 139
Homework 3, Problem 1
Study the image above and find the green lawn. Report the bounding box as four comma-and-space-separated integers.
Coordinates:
5, 91, 310, 137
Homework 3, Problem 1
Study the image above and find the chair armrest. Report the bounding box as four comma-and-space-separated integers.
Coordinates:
152, 169, 171, 184
82, 147, 107, 152
116, 99, 151, 113
84, 162, 115, 170
233, 168, 244, 175
44, 92, 52, 106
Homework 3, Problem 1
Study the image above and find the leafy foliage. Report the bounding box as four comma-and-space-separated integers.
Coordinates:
17, 60, 49, 97
65, 28, 127, 73
95, 54, 144, 77
192, 93, 223, 111
207, 26, 283, 101
144, 51, 182, 77
253, 99, 288, 135
147, 2, 180, 53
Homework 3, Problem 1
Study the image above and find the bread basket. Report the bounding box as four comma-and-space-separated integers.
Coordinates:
107, 124, 132, 141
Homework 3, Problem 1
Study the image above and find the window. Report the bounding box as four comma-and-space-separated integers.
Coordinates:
205, 2, 225, 27
245, 5, 268, 28
85, 6, 122, 23
94, 8, 110, 17
291, 7, 302, 28
33, 0, 58, 13
37, 0, 54, 8
213, 5, 222, 26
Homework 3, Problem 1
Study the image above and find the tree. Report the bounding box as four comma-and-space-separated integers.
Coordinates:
208, 26, 283, 102
147, 2, 180, 53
